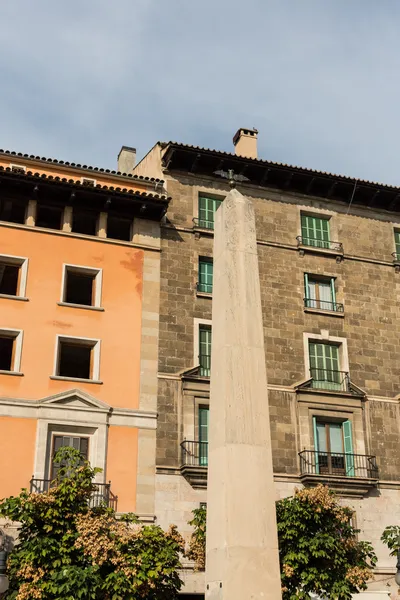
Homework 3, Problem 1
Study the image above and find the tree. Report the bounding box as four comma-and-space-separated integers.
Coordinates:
0, 447, 184, 600
381, 525, 400, 557
187, 485, 376, 599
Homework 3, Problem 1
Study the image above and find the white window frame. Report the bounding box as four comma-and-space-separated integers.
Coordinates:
0, 254, 28, 298
0, 327, 24, 373
303, 331, 349, 379
53, 335, 101, 382
80, 177, 97, 186
10, 163, 26, 173
60, 264, 103, 308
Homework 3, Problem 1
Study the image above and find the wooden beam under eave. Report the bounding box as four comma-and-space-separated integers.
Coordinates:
163, 148, 175, 170
283, 172, 294, 189
368, 190, 380, 208
305, 177, 316, 194
388, 193, 400, 211
190, 153, 201, 173
260, 168, 270, 185
327, 181, 338, 198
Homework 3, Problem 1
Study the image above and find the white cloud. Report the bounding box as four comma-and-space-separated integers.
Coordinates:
1, 0, 400, 184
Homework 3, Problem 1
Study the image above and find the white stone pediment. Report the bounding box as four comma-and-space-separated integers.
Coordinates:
40, 389, 110, 412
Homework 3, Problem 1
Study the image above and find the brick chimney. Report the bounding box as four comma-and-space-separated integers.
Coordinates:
232, 128, 258, 159
117, 146, 136, 174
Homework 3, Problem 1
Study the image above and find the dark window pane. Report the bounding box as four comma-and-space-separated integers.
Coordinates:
0, 264, 19, 295
36, 204, 63, 229
72, 209, 98, 236
0, 337, 14, 370
107, 215, 132, 241
0, 198, 27, 224
58, 343, 92, 379
65, 271, 94, 306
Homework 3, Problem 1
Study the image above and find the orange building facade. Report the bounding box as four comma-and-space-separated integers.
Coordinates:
0, 148, 168, 518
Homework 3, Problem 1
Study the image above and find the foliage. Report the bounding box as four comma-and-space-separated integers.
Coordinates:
381, 525, 400, 556
187, 485, 376, 600
186, 506, 206, 570
0, 447, 184, 600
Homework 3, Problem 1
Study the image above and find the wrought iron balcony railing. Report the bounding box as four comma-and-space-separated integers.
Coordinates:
299, 450, 378, 479
181, 440, 208, 467
199, 354, 211, 377
297, 236, 343, 252
309, 368, 350, 392
30, 478, 118, 511
193, 217, 214, 230
197, 282, 213, 294
304, 298, 344, 312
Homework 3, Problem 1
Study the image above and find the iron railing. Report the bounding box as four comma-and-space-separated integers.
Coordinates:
193, 217, 214, 230
181, 440, 208, 467
30, 478, 118, 511
304, 298, 344, 312
197, 281, 213, 294
199, 354, 211, 377
299, 450, 378, 479
297, 236, 343, 252
309, 369, 350, 392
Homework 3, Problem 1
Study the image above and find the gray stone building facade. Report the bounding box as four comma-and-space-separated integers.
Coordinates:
135, 129, 400, 597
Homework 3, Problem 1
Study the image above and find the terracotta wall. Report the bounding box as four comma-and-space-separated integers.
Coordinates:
107, 426, 138, 513
0, 416, 37, 498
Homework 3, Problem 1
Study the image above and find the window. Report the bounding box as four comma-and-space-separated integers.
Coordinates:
0, 256, 28, 298
72, 208, 98, 236
55, 336, 100, 381
10, 164, 26, 174
309, 342, 347, 391
107, 215, 132, 241
50, 435, 89, 479
36, 203, 63, 230
199, 407, 209, 466
0, 329, 23, 373
313, 417, 354, 476
198, 195, 222, 229
394, 231, 400, 260
61, 265, 102, 308
198, 257, 213, 294
199, 325, 212, 377
81, 177, 96, 187
304, 274, 341, 312
0, 197, 27, 224
301, 214, 330, 249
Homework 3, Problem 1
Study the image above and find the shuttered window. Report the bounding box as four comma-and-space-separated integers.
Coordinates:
313, 417, 354, 476
395, 231, 400, 259
199, 407, 209, 466
304, 274, 337, 311
309, 342, 340, 390
198, 258, 213, 293
198, 196, 222, 229
301, 215, 330, 249
199, 325, 212, 377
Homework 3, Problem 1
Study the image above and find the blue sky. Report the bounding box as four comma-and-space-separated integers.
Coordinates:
1, 1, 400, 184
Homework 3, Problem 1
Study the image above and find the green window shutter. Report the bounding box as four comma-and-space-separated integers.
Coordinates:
304, 273, 309, 307
199, 258, 213, 293
199, 325, 212, 376
330, 278, 336, 307
395, 231, 400, 258
198, 196, 222, 229
343, 420, 355, 476
301, 215, 330, 248
309, 342, 340, 389
312, 416, 320, 474
199, 407, 209, 466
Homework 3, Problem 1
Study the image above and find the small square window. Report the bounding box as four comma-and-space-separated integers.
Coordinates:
61, 265, 102, 308
55, 336, 100, 381
0, 255, 28, 298
304, 274, 342, 313
107, 215, 132, 241
36, 203, 63, 230
72, 209, 98, 236
0, 329, 23, 372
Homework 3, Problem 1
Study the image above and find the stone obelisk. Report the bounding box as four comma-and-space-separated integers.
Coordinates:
205, 187, 282, 600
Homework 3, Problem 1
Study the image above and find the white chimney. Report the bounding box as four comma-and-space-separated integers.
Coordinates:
233, 128, 258, 159
117, 146, 136, 174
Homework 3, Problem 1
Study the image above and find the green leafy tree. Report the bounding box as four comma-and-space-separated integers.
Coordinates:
0, 447, 183, 600
381, 525, 400, 556
187, 485, 376, 599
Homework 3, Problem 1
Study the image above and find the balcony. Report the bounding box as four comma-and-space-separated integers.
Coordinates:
180, 440, 208, 488
30, 478, 118, 510
197, 282, 213, 295
297, 236, 343, 260
199, 355, 211, 377
299, 450, 378, 496
304, 298, 344, 314
309, 368, 351, 393
193, 217, 214, 231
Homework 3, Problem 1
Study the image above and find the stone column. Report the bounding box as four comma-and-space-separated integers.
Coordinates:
205, 188, 282, 600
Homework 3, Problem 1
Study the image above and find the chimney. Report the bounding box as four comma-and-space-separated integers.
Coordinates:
117, 146, 136, 174
232, 127, 258, 159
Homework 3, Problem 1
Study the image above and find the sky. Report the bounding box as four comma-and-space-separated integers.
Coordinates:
1, 1, 400, 184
